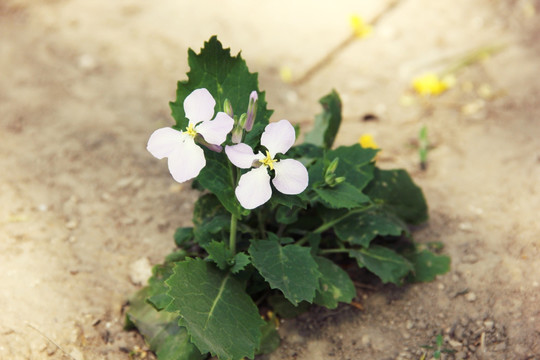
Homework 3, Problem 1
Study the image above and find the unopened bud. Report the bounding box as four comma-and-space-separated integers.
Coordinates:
195, 135, 223, 153
325, 158, 340, 178
245, 91, 258, 132
223, 99, 234, 118
232, 113, 247, 144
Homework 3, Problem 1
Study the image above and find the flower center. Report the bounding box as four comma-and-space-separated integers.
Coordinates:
185, 123, 197, 138
261, 151, 277, 170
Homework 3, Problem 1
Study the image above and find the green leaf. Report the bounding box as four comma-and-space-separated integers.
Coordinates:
203, 241, 233, 270
406, 249, 451, 282
174, 227, 194, 247
313, 257, 355, 309
231, 252, 251, 273
327, 143, 378, 168
197, 150, 244, 218
334, 211, 408, 247
287, 143, 324, 167
193, 193, 228, 227
269, 191, 306, 209
349, 245, 413, 284
249, 241, 321, 305
257, 315, 281, 355
170, 36, 272, 131
275, 206, 299, 225
267, 293, 311, 319
193, 215, 230, 246
126, 287, 205, 360
304, 90, 342, 149
147, 262, 176, 311
314, 182, 370, 209
364, 168, 428, 225
166, 259, 264, 360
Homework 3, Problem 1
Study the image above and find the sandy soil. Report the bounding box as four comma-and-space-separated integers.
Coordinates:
1, 0, 539, 359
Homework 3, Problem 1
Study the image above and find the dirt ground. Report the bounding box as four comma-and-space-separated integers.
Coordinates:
1, 0, 539, 359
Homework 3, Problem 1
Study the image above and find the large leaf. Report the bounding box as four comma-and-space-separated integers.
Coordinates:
126, 287, 205, 360
193, 214, 230, 246
249, 240, 321, 305
170, 36, 272, 132
364, 168, 428, 225
304, 90, 342, 149
166, 259, 264, 360
348, 245, 414, 285
192, 193, 228, 227
313, 257, 356, 309
334, 210, 408, 247
257, 316, 281, 355
326, 145, 377, 191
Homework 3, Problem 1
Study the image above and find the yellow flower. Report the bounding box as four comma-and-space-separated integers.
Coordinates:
359, 134, 378, 149
349, 14, 373, 38
412, 73, 455, 96
279, 66, 293, 83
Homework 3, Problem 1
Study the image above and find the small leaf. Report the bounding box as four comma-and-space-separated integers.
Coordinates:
364, 168, 428, 225
334, 211, 408, 248
126, 287, 205, 360
406, 249, 451, 282
267, 293, 311, 319
304, 90, 342, 149
192, 193, 228, 227
327, 143, 378, 168
174, 227, 194, 247
231, 252, 251, 273
275, 206, 299, 225
203, 241, 233, 270
147, 262, 176, 311
349, 245, 414, 284
197, 150, 245, 218
249, 241, 321, 305
257, 316, 281, 355
315, 182, 370, 209
313, 257, 355, 309
193, 215, 230, 246
166, 259, 264, 360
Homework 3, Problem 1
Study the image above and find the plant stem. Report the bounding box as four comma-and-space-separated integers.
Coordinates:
296, 204, 375, 246
229, 215, 237, 255
318, 248, 349, 255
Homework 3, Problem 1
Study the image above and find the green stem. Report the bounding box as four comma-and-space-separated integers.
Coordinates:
296, 204, 376, 246
229, 215, 237, 255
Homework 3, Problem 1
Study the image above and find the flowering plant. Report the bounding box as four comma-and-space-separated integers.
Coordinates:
126, 37, 450, 360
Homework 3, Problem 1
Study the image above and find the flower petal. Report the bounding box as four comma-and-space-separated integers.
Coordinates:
235, 167, 272, 209
147, 127, 182, 159
272, 159, 309, 195
225, 143, 264, 169
196, 112, 234, 145
261, 119, 296, 157
184, 88, 216, 125
167, 136, 205, 183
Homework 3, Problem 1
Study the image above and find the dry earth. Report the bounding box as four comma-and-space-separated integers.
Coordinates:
0, 0, 539, 359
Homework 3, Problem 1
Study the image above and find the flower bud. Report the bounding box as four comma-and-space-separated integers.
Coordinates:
232, 113, 247, 144
245, 91, 258, 132
195, 135, 223, 153
223, 98, 234, 118
325, 158, 340, 177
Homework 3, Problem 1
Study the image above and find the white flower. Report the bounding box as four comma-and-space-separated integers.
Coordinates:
225, 120, 308, 209
147, 88, 234, 183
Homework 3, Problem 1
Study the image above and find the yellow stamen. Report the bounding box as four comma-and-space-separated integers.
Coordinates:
261, 151, 277, 170
185, 123, 197, 138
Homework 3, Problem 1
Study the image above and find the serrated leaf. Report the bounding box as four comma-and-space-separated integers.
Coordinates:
349, 245, 414, 284
406, 249, 450, 282
269, 190, 306, 209
275, 206, 299, 225
304, 90, 342, 149
334, 211, 408, 247
231, 253, 251, 273
327, 144, 378, 168
126, 287, 204, 360
287, 143, 324, 167
364, 168, 428, 225
315, 182, 370, 209
166, 259, 264, 360
147, 262, 176, 311
249, 241, 321, 305
174, 227, 194, 247
170, 36, 272, 131
203, 241, 233, 270
313, 257, 355, 309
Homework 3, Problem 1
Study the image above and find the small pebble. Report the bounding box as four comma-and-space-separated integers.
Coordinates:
361, 334, 370, 346
483, 320, 494, 331
406, 320, 414, 330
65, 220, 78, 230
466, 292, 477, 302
